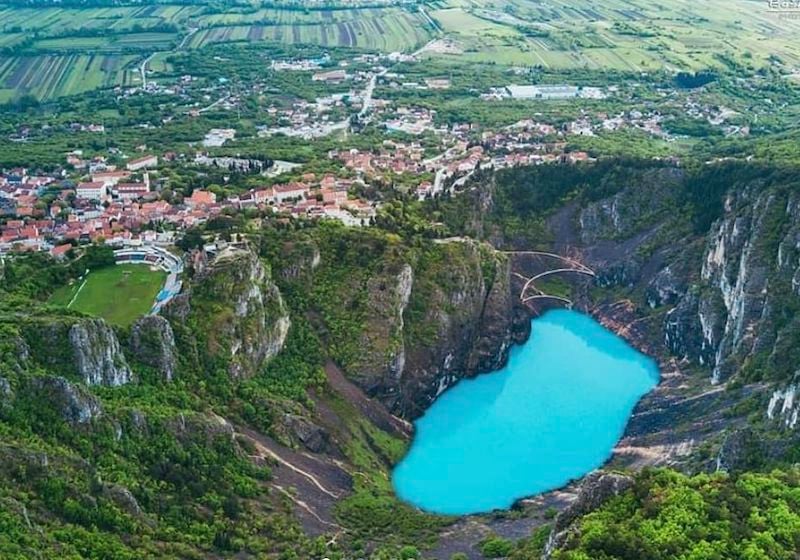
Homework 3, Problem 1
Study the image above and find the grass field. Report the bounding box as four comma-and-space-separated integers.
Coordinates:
49, 264, 167, 328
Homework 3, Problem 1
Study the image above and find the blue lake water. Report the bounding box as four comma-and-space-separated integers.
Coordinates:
392, 309, 659, 515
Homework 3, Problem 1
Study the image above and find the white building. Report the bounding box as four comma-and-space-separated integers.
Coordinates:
76, 182, 107, 201
202, 128, 236, 148
273, 184, 307, 203
91, 170, 131, 187
505, 84, 607, 100
506, 85, 579, 99
126, 155, 158, 171
114, 183, 150, 201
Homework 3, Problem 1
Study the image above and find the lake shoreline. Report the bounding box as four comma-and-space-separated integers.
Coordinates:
393, 309, 658, 516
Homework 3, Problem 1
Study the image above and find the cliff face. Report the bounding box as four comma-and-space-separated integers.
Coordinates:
176, 246, 291, 379
22, 317, 133, 387
345, 240, 522, 418
632, 185, 800, 387
578, 167, 683, 245
534, 163, 800, 469
346, 261, 414, 395
278, 231, 526, 419
398, 242, 520, 418
694, 188, 799, 383
28, 375, 103, 425
69, 319, 133, 386
544, 471, 634, 558
565, 168, 800, 386
129, 315, 178, 382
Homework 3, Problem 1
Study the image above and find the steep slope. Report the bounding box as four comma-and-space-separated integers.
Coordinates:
0, 241, 461, 558
164, 245, 291, 380
450, 160, 800, 474
264, 225, 529, 419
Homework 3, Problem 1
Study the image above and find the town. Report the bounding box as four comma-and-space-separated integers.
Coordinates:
0, 49, 751, 257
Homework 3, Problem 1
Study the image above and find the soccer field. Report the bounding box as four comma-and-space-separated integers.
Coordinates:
49, 264, 167, 327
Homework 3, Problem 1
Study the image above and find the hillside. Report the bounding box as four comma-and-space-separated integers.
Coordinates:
0, 158, 799, 558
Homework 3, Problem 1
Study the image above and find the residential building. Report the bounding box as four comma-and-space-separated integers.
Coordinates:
76, 182, 107, 201
126, 155, 158, 171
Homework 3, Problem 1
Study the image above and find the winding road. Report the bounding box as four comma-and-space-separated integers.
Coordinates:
139, 27, 198, 89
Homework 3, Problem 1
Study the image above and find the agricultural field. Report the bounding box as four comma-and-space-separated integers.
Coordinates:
0, 0, 797, 101
0, 54, 138, 102
424, 0, 800, 71
194, 7, 398, 27
0, 5, 201, 33
0, 3, 435, 100
49, 264, 167, 328
187, 10, 433, 51
25, 32, 178, 54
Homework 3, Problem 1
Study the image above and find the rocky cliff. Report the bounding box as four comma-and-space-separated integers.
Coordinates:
21, 317, 133, 387
567, 167, 800, 388
397, 241, 524, 418
434, 161, 800, 475
27, 375, 103, 425
692, 187, 800, 383
309, 236, 525, 419
169, 245, 291, 379
544, 471, 634, 558
271, 228, 528, 420
523, 162, 800, 471
129, 315, 178, 381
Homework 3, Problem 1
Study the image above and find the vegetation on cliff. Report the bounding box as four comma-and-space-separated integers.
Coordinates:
551, 468, 800, 560
2, 156, 800, 558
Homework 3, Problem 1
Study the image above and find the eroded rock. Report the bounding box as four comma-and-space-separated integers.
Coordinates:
29, 375, 102, 425
282, 413, 330, 453
184, 246, 291, 379
129, 315, 178, 382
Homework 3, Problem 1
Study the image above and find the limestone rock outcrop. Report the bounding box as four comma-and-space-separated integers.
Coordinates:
129, 315, 178, 382
69, 319, 133, 386
387, 241, 520, 418
173, 246, 290, 380
29, 375, 103, 425
23, 317, 133, 387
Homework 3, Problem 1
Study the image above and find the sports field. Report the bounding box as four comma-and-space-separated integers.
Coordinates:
49, 264, 167, 328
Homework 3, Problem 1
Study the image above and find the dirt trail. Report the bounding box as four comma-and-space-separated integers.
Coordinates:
237, 426, 351, 534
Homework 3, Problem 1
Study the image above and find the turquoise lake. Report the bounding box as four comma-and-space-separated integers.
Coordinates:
392, 309, 659, 515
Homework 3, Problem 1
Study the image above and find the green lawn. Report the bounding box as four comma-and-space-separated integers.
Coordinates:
50, 264, 167, 327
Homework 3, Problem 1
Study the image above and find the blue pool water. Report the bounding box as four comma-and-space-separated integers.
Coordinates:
392, 309, 659, 515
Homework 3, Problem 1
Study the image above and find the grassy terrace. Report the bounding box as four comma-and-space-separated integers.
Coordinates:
49, 264, 167, 327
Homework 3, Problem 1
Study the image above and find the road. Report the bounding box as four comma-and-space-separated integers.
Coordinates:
139, 52, 156, 89
357, 73, 378, 118
418, 6, 442, 34
196, 96, 227, 114
140, 27, 197, 90
356, 66, 390, 121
